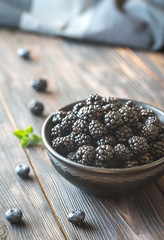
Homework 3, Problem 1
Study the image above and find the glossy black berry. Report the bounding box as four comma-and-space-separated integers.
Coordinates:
52, 111, 67, 125
141, 124, 159, 141
119, 107, 139, 125
95, 145, 116, 168
72, 102, 85, 116
72, 119, 89, 134
104, 111, 123, 129
76, 145, 95, 165
52, 135, 75, 155
128, 136, 149, 154
86, 94, 103, 106
31, 78, 47, 92
67, 210, 85, 224
74, 133, 92, 147
89, 120, 108, 139
67, 152, 77, 162
115, 125, 133, 143
15, 164, 30, 178
97, 136, 116, 147
5, 208, 23, 223
29, 100, 44, 115
17, 48, 30, 59
114, 144, 133, 163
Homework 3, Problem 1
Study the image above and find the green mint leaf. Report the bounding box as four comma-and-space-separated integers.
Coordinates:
21, 137, 32, 148
30, 134, 43, 146
13, 125, 42, 148
26, 125, 33, 134
13, 130, 27, 140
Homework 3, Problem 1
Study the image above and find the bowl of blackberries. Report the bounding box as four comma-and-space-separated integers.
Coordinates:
42, 94, 164, 196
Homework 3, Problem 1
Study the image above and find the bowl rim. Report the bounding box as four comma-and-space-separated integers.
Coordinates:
42, 98, 164, 174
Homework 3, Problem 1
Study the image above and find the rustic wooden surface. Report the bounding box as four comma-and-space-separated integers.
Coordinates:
0, 29, 164, 240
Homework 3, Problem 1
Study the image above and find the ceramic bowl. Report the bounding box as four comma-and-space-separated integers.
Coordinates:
42, 99, 164, 196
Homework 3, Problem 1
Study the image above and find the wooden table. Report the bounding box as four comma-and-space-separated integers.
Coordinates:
0, 29, 164, 240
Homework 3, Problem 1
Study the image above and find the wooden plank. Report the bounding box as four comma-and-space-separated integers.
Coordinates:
0, 102, 65, 240
0, 30, 164, 239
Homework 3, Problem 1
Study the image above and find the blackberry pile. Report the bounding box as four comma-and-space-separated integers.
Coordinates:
50, 94, 164, 168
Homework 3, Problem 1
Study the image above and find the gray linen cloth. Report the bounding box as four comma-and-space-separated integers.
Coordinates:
0, 0, 164, 50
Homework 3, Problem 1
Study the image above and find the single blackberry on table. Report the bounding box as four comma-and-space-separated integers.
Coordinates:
86, 94, 103, 106
6, 208, 23, 223
124, 159, 139, 168
150, 141, 164, 160
74, 133, 92, 147
138, 153, 154, 165
29, 100, 44, 115
104, 111, 123, 129
95, 145, 117, 168
119, 106, 139, 125
141, 124, 159, 141
89, 120, 108, 139
52, 135, 75, 156
97, 136, 116, 147
72, 102, 85, 116
115, 125, 133, 143
17, 48, 30, 59
67, 152, 77, 162
51, 124, 65, 138
114, 144, 133, 163
145, 116, 160, 126
76, 145, 96, 166
52, 110, 67, 125
31, 78, 47, 92
128, 136, 149, 154
72, 119, 89, 134
60, 113, 77, 133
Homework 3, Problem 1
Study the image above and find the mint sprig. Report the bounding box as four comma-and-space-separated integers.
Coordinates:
13, 125, 42, 148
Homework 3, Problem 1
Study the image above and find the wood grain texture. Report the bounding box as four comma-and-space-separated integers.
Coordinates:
0, 102, 65, 239
0, 29, 164, 239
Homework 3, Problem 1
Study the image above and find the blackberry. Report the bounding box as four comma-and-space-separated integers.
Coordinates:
132, 122, 144, 135
141, 124, 159, 141
124, 160, 139, 168
29, 100, 44, 115
72, 102, 85, 116
104, 111, 123, 129
61, 113, 77, 133
140, 107, 155, 122
87, 104, 104, 120
31, 78, 47, 92
52, 135, 75, 155
128, 136, 149, 154
124, 101, 141, 116
145, 116, 160, 126
102, 97, 122, 108
114, 144, 133, 163
158, 133, 164, 142
139, 153, 154, 165
72, 119, 89, 134
74, 133, 92, 147
119, 107, 139, 125
102, 103, 120, 113
77, 107, 88, 121
76, 145, 95, 166
17, 48, 30, 59
86, 94, 103, 106
97, 136, 116, 147
52, 110, 67, 125
95, 145, 116, 168
89, 120, 108, 139
150, 141, 164, 160
67, 152, 77, 162
115, 125, 133, 143
51, 124, 65, 138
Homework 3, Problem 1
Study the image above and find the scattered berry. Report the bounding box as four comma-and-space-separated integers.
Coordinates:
29, 100, 44, 115
17, 48, 30, 59
31, 78, 47, 92
67, 210, 85, 224
15, 164, 30, 178
5, 208, 23, 223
